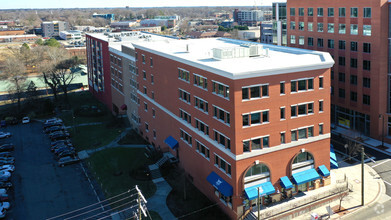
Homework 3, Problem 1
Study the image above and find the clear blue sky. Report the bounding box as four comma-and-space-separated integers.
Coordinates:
2, 0, 277, 9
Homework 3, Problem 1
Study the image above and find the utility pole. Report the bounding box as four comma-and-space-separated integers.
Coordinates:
257, 187, 260, 220
361, 146, 364, 206
136, 185, 147, 219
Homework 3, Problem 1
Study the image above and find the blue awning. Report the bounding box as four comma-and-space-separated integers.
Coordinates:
292, 168, 321, 185
164, 136, 178, 150
280, 176, 293, 189
245, 181, 275, 201
330, 144, 339, 169
206, 171, 233, 197
318, 165, 330, 177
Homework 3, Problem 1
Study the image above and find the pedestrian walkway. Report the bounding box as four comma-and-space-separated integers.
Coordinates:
147, 180, 176, 220
291, 156, 386, 220
64, 122, 104, 129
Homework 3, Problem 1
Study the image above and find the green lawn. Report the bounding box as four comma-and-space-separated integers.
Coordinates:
148, 211, 162, 220
68, 124, 123, 151
86, 148, 156, 200
118, 130, 149, 145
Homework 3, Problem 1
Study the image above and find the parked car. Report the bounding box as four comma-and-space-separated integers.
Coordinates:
55, 147, 75, 156
0, 158, 14, 163
0, 133, 11, 139
0, 182, 12, 190
51, 143, 73, 153
0, 160, 13, 165
44, 118, 63, 125
51, 139, 71, 147
0, 202, 10, 210
0, 194, 9, 202
0, 176, 9, 183
0, 207, 5, 218
4, 117, 17, 125
50, 132, 70, 141
45, 126, 65, 134
49, 131, 69, 138
0, 168, 13, 173
56, 150, 76, 160
22, 117, 30, 124
0, 145, 13, 152
0, 153, 11, 158
43, 122, 63, 130
0, 121, 6, 128
58, 156, 80, 167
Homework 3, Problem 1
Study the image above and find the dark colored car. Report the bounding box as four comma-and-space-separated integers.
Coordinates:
50, 132, 70, 141
49, 131, 69, 138
4, 117, 17, 125
0, 144, 14, 152
58, 156, 80, 167
51, 139, 71, 147
45, 126, 65, 134
54, 147, 74, 156
43, 122, 63, 130
51, 143, 72, 152
56, 150, 76, 160
0, 182, 12, 190
0, 153, 11, 158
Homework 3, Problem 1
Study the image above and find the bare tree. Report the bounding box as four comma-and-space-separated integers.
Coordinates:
333, 183, 349, 211
55, 56, 81, 103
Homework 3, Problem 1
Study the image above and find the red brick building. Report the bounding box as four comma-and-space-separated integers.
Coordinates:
286, 0, 390, 142
86, 33, 335, 219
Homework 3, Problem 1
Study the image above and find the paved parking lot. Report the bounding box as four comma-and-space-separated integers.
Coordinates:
0, 121, 103, 219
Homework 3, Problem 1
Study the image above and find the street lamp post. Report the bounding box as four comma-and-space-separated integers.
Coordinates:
361, 146, 364, 206
379, 114, 385, 148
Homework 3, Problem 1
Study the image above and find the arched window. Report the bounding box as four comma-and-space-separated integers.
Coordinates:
244, 163, 270, 188
292, 152, 314, 174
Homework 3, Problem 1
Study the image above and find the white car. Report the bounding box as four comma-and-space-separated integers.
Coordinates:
45, 118, 63, 124
0, 202, 10, 210
0, 132, 11, 139
0, 207, 5, 218
0, 165, 14, 172
22, 117, 30, 124
0, 189, 6, 195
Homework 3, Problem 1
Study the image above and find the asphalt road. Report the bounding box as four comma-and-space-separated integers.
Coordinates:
0, 121, 105, 219
344, 200, 391, 220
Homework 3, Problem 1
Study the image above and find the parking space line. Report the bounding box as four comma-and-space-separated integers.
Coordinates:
372, 159, 391, 168
79, 163, 104, 211
384, 180, 391, 186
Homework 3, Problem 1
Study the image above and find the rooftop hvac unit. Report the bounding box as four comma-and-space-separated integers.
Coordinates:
241, 44, 263, 57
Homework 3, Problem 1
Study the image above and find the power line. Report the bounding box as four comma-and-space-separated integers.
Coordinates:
84, 199, 138, 220
64, 194, 138, 220
47, 188, 136, 220
177, 202, 221, 219
96, 204, 139, 220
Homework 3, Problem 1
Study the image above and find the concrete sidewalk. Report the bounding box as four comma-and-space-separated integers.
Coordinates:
147, 180, 176, 220
292, 159, 386, 220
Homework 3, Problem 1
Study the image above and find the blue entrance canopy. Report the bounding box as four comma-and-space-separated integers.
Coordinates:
318, 165, 330, 177
292, 168, 321, 185
206, 171, 233, 197
280, 176, 293, 189
164, 136, 178, 150
245, 181, 275, 201
330, 144, 339, 169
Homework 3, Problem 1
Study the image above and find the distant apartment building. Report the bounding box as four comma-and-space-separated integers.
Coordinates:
110, 21, 138, 29
286, 0, 391, 142
233, 9, 264, 26
41, 21, 69, 37
86, 31, 335, 219
237, 27, 261, 41
59, 30, 82, 40
260, 22, 273, 44
272, 2, 287, 46
92, 13, 115, 21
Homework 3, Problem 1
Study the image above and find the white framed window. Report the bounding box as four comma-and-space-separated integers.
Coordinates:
242, 135, 270, 152
214, 130, 231, 150
193, 74, 208, 90
291, 78, 314, 93
194, 96, 208, 113
212, 81, 229, 99
178, 68, 190, 82
178, 89, 191, 104
195, 118, 209, 136
242, 84, 269, 100
213, 105, 230, 125
196, 140, 210, 160
291, 102, 314, 118
242, 110, 269, 127
180, 129, 192, 146
214, 154, 231, 176
179, 109, 191, 124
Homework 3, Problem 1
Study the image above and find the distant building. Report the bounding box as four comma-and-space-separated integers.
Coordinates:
220, 21, 234, 28
59, 30, 82, 40
189, 31, 231, 39
41, 21, 69, 37
0, 28, 25, 36
0, 34, 37, 43
0, 21, 15, 26
260, 22, 273, 44
110, 21, 138, 29
140, 15, 180, 28
272, 2, 287, 46
237, 27, 261, 41
233, 9, 264, 26
92, 13, 115, 21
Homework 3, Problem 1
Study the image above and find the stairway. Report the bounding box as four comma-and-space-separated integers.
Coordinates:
244, 212, 257, 220
148, 155, 169, 183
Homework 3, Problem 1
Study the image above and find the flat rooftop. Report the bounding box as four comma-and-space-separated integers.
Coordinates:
88, 32, 334, 79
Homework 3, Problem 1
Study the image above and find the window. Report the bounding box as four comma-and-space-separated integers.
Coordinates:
152, 108, 156, 117
317, 38, 323, 47
290, 8, 295, 16
194, 96, 208, 113
350, 58, 358, 68
308, 22, 313, 31
281, 133, 286, 144
338, 40, 346, 50
331, 70, 334, 80
214, 131, 231, 150
317, 8, 323, 17
319, 77, 324, 88
180, 129, 192, 146
178, 68, 190, 82
350, 91, 357, 102
290, 35, 296, 44
143, 86, 147, 94
363, 94, 370, 105
328, 39, 334, 49
290, 21, 296, 30
291, 130, 297, 141
151, 74, 154, 84
280, 82, 285, 94
143, 70, 146, 80
363, 43, 371, 53
291, 102, 314, 117
299, 36, 304, 45
214, 154, 231, 175
243, 136, 270, 152
291, 126, 314, 141
339, 56, 346, 66
363, 8, 371, 18
195, 118, 209, 136
327, 23, 334, 33
179, 89, 191, 103
308, 37, 314, 46
351, 7, 358, 17
339, 8, 345, 17
319, 100, 324, 112
194, 74, 208, 89
350, 24, 358, 35
299, 8, 304, 16
363, 60, 371, 71
280, 107, 285, 120
351, 41, 358, 51
213, 106, 230, 125
350, 75, 358, 85
317, 23, 323, 32
142, 54, 145, 63
291, 78, 313, 92
242, 84, 268, 100
150, 57, 153, 67
144, 102, 148, 111
363, 77, 371, 88
153, 130, 156, 138
308, 8, 313, 16
299, 22, 304, 31
212, 81, 229, 99
339, 88, 345, 98
179, 109, 191, 124
363, 25, 371, 36
319, 124, 324, 135
196, 140, 210, 159
328, 8, 334, 17
145, 122, 149, 132
242, 110, 269, 126
339, 24, 346, 34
